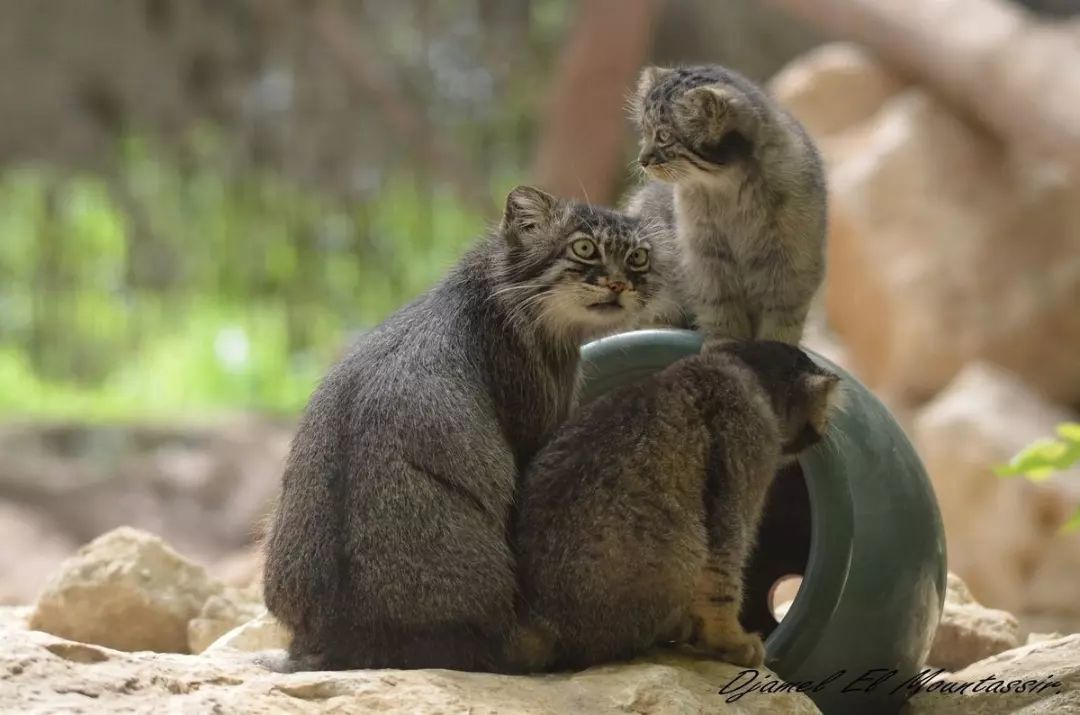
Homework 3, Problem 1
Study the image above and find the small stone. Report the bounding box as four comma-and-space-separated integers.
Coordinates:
187, 589, 264, 654
202, 611, 290, 654
29, 527, 223, 653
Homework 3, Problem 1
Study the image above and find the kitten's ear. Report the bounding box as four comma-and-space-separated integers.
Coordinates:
635, 66, 673, 100
798, 371, 842, 435
683, 85, 730, 120
502, 185, 557, 241
630, 66, 674, 119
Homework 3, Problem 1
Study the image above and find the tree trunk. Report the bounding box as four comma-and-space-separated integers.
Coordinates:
766, 0, 1080, 171
533, 0, 663, 204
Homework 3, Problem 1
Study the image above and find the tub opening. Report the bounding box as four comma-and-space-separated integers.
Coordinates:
740, 461, 811, 637
769, 574, 803, 622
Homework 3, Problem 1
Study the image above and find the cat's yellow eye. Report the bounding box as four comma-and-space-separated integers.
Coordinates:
627, 247, 650, 270
656, 129, 673, 144
570, 237, 598, 261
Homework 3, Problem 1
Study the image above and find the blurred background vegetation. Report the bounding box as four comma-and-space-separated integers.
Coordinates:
0, 0, 836, 418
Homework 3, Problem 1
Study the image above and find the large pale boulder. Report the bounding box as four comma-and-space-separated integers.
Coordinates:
770, 42, 907, 143
907, 633, 1080, 714
0, 620, 821, 714
928, 573, 1023, 672
779, 58, 1080, 402
29, 526, 223, 653
913, 363, 1080, 630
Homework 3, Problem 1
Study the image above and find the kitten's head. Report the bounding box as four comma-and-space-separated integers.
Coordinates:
496, 185, 669, 343
630, 65, 760, 184
707, 340, 841, 456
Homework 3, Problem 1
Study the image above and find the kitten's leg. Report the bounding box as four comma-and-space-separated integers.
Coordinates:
696, 299, 753, 342
687, 553, 765, 667
756, 303, 809, 345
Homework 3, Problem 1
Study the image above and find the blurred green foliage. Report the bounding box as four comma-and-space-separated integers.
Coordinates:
997, 423, 1080, 531
0, 134, 494, 419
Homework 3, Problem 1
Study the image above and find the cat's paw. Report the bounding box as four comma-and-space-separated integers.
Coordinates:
697, 632, 765, 668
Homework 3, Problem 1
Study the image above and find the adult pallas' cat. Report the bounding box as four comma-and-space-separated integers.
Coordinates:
263, 185, 672, 672
511, 341, 840, 671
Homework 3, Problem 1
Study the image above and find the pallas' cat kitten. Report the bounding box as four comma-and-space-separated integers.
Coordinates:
511, 341, 839, 671
627, 64, 827, 344
263, 185, 669, 672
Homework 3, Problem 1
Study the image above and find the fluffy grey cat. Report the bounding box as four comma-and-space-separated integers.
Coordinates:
510, 341, 839, 671
626, 64, 827, 344
262, 185, 670, 672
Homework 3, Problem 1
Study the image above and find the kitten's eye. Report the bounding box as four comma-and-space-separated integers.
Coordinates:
655, 129, 673, 144
627, 247, 650, 270
570, 237, 598, 261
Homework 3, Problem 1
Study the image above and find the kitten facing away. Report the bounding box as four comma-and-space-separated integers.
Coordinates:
509, 341, 840, 672
262, 185, 672, 672
625, 64, 827, 344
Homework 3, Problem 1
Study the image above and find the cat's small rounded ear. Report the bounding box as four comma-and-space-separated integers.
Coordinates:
636, 66, 674, 100
682, 85, 730, 120
799, 371, 843, 433
502, 185, 558, 241
631, 67, 675, 120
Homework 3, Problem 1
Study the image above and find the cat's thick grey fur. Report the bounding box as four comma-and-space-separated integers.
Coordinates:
262, 185, 670, 672
509, 341, 839, 671
626, 64, 827, 344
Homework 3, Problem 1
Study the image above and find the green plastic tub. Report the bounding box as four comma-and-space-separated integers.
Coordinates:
578, 328, 948, 715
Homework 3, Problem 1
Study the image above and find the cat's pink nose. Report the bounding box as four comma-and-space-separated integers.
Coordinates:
608, 281, 627, 294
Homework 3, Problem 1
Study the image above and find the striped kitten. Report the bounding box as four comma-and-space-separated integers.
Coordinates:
263, 185, 672, 673
509, 341, 839, 671
626, 64, 827, 344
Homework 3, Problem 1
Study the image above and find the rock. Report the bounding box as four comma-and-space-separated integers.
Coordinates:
770, 43, 908, 142
907, 633, 1080, 714
0, 501, 77, 605
928, 573, 1023, 671
816, 82, 1080, 403
29, 526, 223, 653
0, 605, 30, 628
1027, 632, 1063, 646
209, 547, 263, 588
0, 419, 291, 568
0, 619, 821, 714
187, 589, 265, 654
203, 611, 290, 654
913, 364, 1080, 631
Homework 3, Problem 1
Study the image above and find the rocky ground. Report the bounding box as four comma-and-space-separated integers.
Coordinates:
1, 527, 1078, 713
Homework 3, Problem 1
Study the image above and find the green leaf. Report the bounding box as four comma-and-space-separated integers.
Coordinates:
1057, 422, 1080, 444
1061, 508, 1080, 534
997, 438, 1066, 476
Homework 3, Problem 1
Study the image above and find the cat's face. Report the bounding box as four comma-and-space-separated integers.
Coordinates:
498, 186, 668, 341
631, 66, 757, 185
708, 340, 841, 456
